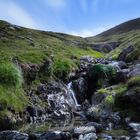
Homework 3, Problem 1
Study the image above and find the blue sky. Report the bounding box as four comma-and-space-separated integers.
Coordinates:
0, 0, 140, 37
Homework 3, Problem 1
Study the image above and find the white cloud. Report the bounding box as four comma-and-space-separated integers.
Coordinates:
70, 27, 109, 37
45, 0, 65, 9
0, 2, 37, 28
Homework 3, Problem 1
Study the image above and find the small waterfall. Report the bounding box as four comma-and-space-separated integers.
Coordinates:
67, 82, 80, 108
108, 61, 121, 71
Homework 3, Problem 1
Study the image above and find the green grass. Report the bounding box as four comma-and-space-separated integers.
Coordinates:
0, 20, 103, 79
127, 76, 140, 89
0, 62, 23, 87
0, 62, 27, 112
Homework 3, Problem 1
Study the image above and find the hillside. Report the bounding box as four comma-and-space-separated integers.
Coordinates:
86, 18, 140, 60
87, 17, 140, 41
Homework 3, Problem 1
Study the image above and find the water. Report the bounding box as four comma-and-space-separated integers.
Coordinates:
67, 82, 80, 108
108, 61, 121, 71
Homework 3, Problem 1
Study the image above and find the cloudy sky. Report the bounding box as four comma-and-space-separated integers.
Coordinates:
0, 0, 140, 37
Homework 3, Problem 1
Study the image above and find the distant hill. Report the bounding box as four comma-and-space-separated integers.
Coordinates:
87, 17, 140, 40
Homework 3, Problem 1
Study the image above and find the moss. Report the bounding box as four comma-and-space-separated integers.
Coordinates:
127, 76, 140, 89
97, 88, 111, 94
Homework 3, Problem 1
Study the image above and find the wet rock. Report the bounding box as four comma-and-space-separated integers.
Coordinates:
86, 122, 103, 132
72, 126, 96, 137
131, 137, 140, 140
72, 77, 88, 103
79, 132, 97, 140
98, 134, 113, 140
128, 64, 140, 77
32, 131, 71, 140
129, 123, 140, 133
0, 131, 28, 140
119, 136, 130, 140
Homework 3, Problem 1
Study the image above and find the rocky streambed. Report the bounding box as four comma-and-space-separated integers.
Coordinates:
0, 56, 140, 140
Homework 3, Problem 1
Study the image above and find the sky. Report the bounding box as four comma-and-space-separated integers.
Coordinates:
0, 0, 140, 37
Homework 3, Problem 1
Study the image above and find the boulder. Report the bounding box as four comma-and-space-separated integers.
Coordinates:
79, 133, 97, 140
128, 64, 140, 77
0, 131, 28, 140
72, 126, 96, 138
86, 122, 103, 132
72, 77, 88, 103
31, 131, 71, 140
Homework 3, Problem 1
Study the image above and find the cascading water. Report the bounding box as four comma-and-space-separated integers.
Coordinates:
67, 82, 80, 108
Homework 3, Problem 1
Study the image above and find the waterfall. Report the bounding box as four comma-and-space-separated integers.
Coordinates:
67, 82, 80, 108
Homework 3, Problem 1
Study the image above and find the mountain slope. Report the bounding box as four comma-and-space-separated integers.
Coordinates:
0, 19, 102, 66
87, 17, 140, 42
86, 18, 140, 60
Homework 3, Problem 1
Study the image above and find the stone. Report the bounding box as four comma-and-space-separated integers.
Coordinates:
72, 77, 88, 103
128, 64, 140, 77
129, 123, 140, 133
86, 122, 103, 132
79, 133, 97, 140
33, 131, 71, 140
0, 131, 28, 140
119, 136, 130, 140
73, 126, 96, 137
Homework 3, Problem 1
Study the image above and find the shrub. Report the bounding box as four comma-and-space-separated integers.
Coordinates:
87, 64, 117, 89
127, 76, 140, 89
0, 62, 23, 87
88, 64, 116, 80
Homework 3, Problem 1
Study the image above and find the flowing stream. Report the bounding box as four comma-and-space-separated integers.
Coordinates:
67, 82, 80, 108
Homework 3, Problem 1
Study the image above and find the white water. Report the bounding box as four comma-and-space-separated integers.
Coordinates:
108, 61, 121, 71
67, 82, 80, 108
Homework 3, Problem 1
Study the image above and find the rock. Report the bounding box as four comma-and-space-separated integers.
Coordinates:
114, 89, 140, 116
38, 59, 53, 81
26, 106, 37, 117
86, 106, 100, 121
118, 45, 134, 62
131, 137, 140, 140
98, 134, 113, 140
72, 77, 88, 103
80, 56, 95, 63
91, 92, 107, 105
0, 116, 15, 131
79, 133, 97, 140
129, 123, 140, 133
86, 122, 103, 132
0, 131, 28, 140
32, 131, 71, 140
20, 63, 39, 84
128, 64, 140, 77
73, 126, 96, 137
119, 136, 130, 140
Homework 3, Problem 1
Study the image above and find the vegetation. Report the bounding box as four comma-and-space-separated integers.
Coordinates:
0, 62, 23, 87
127, 76, 140, 89
88, 64, 117, 88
